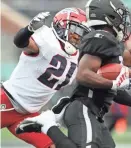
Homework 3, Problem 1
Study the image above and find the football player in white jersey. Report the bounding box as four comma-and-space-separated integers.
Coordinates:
15, 0, 131, 148
1, 7, 89, 148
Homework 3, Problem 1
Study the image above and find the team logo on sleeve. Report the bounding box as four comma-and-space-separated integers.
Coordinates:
0, 104, 6, 110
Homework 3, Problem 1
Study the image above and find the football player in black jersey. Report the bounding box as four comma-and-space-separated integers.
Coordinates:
58, 0, 131, 147
16, 0, 131, 148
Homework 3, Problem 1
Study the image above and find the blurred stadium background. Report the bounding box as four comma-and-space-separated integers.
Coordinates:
1, 0, 131, 147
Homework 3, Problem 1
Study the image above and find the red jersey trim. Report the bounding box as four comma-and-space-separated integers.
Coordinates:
23, 51, 39, 57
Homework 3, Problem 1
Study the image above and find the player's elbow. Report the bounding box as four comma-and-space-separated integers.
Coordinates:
76, 70, 86, 82
14, 26, 33, 48
14, 33, 29, 48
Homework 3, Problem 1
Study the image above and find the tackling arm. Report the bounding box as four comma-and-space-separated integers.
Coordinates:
14, 26, 39, 54
14, 12, 50, 54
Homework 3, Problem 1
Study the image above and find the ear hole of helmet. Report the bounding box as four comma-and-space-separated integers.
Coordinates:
109, 15, 115, 20
92, 24, 117, 37
53, 23, 66, 40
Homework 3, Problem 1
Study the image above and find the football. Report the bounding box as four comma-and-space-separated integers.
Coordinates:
97, 63, 122, 80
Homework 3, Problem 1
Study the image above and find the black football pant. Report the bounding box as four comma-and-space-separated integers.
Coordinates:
64, 100, 116, 148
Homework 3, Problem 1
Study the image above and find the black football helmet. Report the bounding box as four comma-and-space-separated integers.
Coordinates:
85, 0, 131, 41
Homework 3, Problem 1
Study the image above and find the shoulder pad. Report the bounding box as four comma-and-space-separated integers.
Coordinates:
79, 30, 122, 59
82, 30, 118, 45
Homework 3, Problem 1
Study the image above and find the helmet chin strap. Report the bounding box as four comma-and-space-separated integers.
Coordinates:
113, 26, 124, 41
64, 41, 77, 55
116, 31, 124, 42
51, 23, 77, 55
105, 16, 124, 41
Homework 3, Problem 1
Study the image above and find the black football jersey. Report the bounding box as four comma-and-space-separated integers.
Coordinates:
71, 30, 125, 113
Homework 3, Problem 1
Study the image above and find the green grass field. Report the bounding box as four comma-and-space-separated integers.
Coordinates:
1, 127, 131, 144
112, 128, 131, 144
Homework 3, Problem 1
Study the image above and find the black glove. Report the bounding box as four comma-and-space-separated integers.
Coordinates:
16, 120, 42, 134
52, 96, 71, 114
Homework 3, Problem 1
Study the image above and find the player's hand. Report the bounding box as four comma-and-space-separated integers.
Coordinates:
112, 66, 130, 90
28, 12, 50, 32
16, 120, 42, 134
16, 110, 57, 134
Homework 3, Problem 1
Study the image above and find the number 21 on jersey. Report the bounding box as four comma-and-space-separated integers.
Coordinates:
38, 54, 77, 90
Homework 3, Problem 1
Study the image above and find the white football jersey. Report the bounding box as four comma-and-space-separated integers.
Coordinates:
3, 26, 79, 113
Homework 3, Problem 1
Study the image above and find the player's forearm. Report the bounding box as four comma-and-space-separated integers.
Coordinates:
123, 50, 131, 67
47, 126, 77, 148
76, 69, 113, 89
129, 69, 131, 78
14, 26, 33, 48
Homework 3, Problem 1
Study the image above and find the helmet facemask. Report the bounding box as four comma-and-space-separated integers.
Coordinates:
52, 20, 90, 54
66, 21, 90, 48
105, 4, 131, 42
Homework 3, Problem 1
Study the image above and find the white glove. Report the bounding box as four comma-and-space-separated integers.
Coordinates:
54, 104, 68, 128
22, 110, 57, 134
112, 66, 130, 90
28, 12, 50, 32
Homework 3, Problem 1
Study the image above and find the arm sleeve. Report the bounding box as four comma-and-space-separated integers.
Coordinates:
114, 89, 131, 106
47, 126, 77, 148
14, 26, 33, 48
